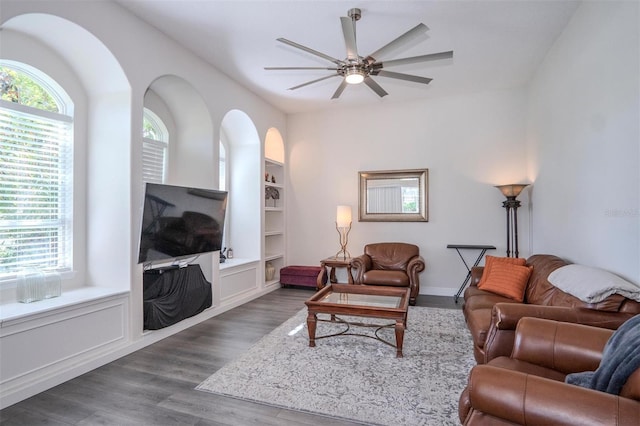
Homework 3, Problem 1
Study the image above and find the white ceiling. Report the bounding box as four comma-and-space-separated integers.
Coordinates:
115, 0, 580, 114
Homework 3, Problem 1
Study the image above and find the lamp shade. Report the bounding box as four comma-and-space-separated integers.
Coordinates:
336, 205, 352, 228
495, 184, 529, 198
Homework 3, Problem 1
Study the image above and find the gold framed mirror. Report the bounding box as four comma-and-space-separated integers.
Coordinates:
358, 169, 428, 222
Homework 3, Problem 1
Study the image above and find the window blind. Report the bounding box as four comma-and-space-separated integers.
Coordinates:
0, 105, 72, 276
142, 138, 166, 184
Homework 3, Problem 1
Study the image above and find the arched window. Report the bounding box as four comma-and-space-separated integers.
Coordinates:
0, 62, 73, 277
142, 108, 168, 183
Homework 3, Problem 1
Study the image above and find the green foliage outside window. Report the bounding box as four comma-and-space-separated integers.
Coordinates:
0, 66, 59, 113
143, 117, 159, 139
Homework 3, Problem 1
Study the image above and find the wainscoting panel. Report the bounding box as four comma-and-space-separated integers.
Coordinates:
0, 294, 129, 407
220, 262, 259, 302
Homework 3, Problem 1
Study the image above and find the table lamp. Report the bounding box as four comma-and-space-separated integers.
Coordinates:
335, 205, 352, 260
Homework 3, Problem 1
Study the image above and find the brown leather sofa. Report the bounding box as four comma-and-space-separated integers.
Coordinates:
463, 254, 640, 363
352, 242, 425, 305
459, 317, 640, 425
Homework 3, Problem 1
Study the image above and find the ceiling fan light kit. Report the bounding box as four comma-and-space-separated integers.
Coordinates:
345, 66, 365, 84
265, 8, 453, 99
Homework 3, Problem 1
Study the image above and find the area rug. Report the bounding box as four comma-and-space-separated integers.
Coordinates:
196, 307, 475, 425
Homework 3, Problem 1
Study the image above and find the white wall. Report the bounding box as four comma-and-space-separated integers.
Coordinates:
526, 1, 639, 284
287, 88, 530, 295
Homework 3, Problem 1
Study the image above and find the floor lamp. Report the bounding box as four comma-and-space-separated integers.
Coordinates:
335, 205, 352, 260
495, 184, 529, 258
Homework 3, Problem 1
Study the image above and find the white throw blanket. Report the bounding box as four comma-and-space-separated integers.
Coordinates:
548, 264, 640, 303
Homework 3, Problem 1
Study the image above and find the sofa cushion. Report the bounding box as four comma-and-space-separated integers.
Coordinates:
489, 356, 568, 382
478, 262, 533, 302
362, 269, 409, 286
548, 265, 640, 303
464, 289, 515, 310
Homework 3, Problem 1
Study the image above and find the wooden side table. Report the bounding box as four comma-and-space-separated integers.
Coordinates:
317, 257, 354, 289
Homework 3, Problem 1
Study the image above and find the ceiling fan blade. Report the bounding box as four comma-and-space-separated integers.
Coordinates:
288, 74, 340, 91
374, 70, 432, 85
277, 38, 344, 66
375, 51, 453, 68
265, 67, 340, 70
363, 77, 388, 98
365, 23, 429, 62
331, 80, 349, 99
340, 17, 359, 61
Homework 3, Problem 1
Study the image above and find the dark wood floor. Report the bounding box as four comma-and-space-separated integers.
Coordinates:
0, 287, 461, 425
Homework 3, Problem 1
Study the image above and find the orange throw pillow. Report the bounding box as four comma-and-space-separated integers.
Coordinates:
478, 262, 533, 302
477, 255, 526, 288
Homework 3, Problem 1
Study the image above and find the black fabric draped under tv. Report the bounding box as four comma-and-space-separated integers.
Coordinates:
143, 264, 212, 330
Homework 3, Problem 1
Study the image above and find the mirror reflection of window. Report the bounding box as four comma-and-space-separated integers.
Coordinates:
366, 178, 419, 214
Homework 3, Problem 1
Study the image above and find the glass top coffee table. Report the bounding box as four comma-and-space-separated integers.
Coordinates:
304, 284, 410, 358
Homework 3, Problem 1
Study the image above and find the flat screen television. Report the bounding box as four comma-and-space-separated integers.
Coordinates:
137, 183, 228, 264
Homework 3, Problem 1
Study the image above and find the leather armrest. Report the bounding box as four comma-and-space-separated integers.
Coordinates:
511, 317, 611, 373
467, 365, 640, 426
351, 254, 371, 283
493, 304, 585, 330
470, 266, 484, 287
493, 303, 632, 330
407, 255, 425, 276
483, 303, 629, 363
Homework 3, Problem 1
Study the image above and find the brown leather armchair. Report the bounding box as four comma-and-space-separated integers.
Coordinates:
459, 317, 640, 425
351, 242, 425, 305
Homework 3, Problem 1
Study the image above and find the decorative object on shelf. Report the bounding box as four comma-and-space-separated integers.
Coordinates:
265, 173, 270, 182
271, 175, 276, 183
335, 205, 352, 260
265, 262, 276, 281
226, 247, 233, 259
265, 186, 280, 207
220, 247, 227, 263
495, 184, 529, 258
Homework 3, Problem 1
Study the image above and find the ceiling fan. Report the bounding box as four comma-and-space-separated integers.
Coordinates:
265, 8, 453, 99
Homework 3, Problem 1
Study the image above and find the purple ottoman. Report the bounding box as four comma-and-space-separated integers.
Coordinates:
280, 265, 325, 289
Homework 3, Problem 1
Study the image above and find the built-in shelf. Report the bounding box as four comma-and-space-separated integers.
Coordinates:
264, 157, 285, 286
265, 253, 284, 261
264, 182, 284, 189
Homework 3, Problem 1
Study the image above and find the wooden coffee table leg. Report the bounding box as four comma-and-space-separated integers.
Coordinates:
395, 319, 405, 358
306, 311, 317, 347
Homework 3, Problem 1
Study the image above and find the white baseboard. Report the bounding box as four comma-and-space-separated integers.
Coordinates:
421, 286, 459, 297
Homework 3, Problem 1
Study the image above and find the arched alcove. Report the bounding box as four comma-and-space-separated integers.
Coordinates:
220, 110, 261, 261
1, 13, 131, 292
140, 76, 217, 284
265, 128, 285, 163
146, 76, 215, 188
